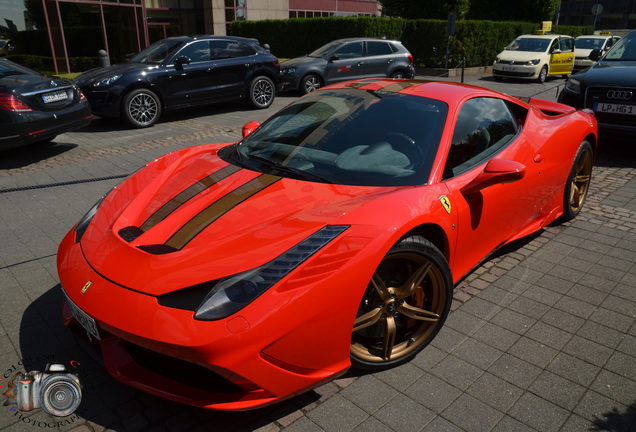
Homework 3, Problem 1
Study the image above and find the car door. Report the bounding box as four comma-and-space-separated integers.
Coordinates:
550, 37, 574, 74
209, 39, 255, 99
160, 40, 214, 107
323, 41, 365, 85
364, 40, 397, 78
440, 97, 542, 278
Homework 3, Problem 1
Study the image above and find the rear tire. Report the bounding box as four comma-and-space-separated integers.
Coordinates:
562, 140, 593, 220
350, 236, 452, 371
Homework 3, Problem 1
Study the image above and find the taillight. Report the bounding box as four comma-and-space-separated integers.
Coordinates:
78, 88, 86, 102
408, 55, 413, 65
0, 93, 33, 112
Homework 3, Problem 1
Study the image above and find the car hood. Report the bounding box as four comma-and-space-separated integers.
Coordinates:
281, 56, 325, 69
75, 62, 154, 86
79, 144, 399, 295
574, 48, 594, 57
0, 73, 73, 93
497, 51, 545, 62
574, 61, 636, 87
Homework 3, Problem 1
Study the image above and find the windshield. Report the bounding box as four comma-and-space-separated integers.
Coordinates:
604, 34, 636, 61
130, 39, 184, 64
575, 37, 607, 50
227, 88, 448, 187
505, 37, 550, 53
308, 40, 343, 58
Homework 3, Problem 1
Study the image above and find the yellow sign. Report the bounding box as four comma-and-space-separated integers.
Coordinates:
542, 21, 552, 32
81, 281, 92, 294
439, 196, 452, 214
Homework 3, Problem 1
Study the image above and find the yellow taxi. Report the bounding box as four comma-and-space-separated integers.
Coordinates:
493, 34, 575, 83
574, 33, 620, 71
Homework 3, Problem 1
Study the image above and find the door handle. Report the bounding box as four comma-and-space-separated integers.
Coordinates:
357, 62, 364, 67
387, 59, 394, 64
534, 153, 543, 163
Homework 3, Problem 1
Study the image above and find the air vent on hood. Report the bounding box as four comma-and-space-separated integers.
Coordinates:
119, 226, 144, 243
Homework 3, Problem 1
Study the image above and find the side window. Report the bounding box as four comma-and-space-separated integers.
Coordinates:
560, 38, 574, 52
550, 39, 559, 53
334, 42, 363, 59
176, 41, 211, 63
367, 41, 393, 57
443, 98, 519, 180
213, 40, 256, 60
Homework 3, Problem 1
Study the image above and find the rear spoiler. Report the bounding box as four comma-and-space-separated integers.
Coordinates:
514, 96, 577, 116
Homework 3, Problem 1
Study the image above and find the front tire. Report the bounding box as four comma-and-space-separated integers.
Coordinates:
562, 140, 593, 220
123, 89, 161, 128
247, 76, 275, 109
350, 236, 452, 371
300, 74, 322, 94
537, 65, 548, 83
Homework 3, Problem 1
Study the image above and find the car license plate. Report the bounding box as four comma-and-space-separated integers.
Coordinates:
63, 291, 101, 340
42, 90, 68, 103
594, 102, 636, 115
502, 66, 517, 72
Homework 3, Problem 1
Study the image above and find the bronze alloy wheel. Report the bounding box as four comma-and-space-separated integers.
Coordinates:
563, 140, 593, 220
351, 236, 452, 370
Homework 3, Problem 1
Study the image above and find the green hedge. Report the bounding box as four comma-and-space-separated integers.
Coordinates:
6, 54, 99, 74
231, 17, 594, 68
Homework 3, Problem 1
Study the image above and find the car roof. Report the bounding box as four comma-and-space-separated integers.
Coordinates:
331, 37, 402, 44
516, 34, 571, 40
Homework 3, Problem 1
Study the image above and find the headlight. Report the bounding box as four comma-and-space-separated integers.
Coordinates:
93, 74, 122, 87
565, 78, 581, 94
73, 195, 107, 243
526, 59, 540, 65
194, 225, 349, 320
282, 67, 297, 75
495, 57, 501, 64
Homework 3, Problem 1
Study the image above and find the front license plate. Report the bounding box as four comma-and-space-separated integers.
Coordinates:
502, 66, 517, 72
64, 292, 101, 340
42, 90, 68, 103
594, 102, 636, 115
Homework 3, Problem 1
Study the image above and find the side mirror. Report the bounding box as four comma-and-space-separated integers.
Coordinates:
589, 49, 602, 61
242, 121, 260, 138
175, 56, 191, 69
461, 159, 526, 195
552, 48, 562, 55
329, 55, 339, 62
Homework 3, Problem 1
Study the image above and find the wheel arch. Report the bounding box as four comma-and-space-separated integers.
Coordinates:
400, 222, 450, 262
120, 82, 165, 113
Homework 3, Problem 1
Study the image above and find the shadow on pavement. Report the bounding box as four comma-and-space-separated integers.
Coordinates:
16, 285, 323, 431
0, 141, 78, 170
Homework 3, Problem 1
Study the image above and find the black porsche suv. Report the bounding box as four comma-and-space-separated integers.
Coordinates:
75, 36, 280, 128
558, 30, 636, 136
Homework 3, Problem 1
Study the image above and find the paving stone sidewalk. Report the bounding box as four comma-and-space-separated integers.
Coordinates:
0, 89, 635, 432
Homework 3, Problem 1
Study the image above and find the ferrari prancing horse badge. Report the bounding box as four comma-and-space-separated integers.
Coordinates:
439, 195, 451, 214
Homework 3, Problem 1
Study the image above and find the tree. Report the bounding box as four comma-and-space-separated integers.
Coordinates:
467, 0, 560, 23
381, 0, 471, 20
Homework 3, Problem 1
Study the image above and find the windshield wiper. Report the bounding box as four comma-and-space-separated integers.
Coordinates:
245, 154, 331, 183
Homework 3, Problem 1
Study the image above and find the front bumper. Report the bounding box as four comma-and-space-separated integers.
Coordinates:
559, 88, 636, 135
57, 223, 380, 410
492, 62, 541, 79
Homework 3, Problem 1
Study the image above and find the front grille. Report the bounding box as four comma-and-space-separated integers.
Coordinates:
122, 341, 244, 393
585, 86, 636, 127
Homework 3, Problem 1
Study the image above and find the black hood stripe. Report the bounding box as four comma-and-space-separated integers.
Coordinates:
140, 164, 241, 232
165, 174, 281, 250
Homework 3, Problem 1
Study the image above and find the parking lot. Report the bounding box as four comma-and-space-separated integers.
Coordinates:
1, 74, 635, 432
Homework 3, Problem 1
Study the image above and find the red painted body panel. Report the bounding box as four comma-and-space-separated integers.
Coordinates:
57, 78, 597, 410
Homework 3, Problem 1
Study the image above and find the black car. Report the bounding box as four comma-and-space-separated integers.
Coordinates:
559, 30, 636, 136
281, 38, 415, 94
75, 36, 280, 128
0, 57, 92, 150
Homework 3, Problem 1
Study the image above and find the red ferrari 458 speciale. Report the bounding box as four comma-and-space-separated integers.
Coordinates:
57, 79, 597, 411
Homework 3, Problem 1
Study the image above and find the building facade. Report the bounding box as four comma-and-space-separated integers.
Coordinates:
0, 0, 377, 73
557, 0, 636, 29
